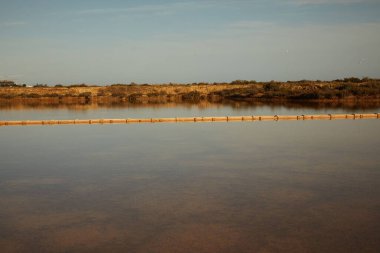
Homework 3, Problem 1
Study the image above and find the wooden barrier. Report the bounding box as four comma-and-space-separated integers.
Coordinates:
0, 113, 378, 127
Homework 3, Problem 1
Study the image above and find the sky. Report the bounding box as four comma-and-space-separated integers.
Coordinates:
0, 0, 379, 85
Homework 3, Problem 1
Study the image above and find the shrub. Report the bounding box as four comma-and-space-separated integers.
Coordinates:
231, 80, 251, 85
343, 77, 361, 83
182, 91, 202, 101
263, 82, 280, 92
69, 84, 88, 87
0, 80, 16, 87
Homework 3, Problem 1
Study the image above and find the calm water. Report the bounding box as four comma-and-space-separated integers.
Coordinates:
1, 101, 379, 120
1, 103, 380, 252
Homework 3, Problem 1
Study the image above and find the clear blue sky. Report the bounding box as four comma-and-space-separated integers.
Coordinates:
1, 0, 379, 85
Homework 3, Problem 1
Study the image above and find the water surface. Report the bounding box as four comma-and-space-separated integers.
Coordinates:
0, 104, 379, 252
1, 101, 379, 120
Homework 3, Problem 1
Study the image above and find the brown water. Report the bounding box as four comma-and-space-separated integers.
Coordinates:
0, 103, 379, 252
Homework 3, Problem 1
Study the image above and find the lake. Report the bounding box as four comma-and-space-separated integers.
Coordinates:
0, 102, 379, 252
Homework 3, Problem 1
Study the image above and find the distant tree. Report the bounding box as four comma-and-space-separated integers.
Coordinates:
343, 77, 361, 83
0, 80, 16, 87
231, 80, 250, 85
69, 83, 88, 87
33, 84, 48, 87
361, 77, 370, 82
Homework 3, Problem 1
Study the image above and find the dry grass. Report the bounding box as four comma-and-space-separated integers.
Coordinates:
1, 78, 379, 103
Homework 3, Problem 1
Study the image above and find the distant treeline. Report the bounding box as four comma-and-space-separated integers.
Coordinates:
1, 77, 379, 88
0, 81, 98, 88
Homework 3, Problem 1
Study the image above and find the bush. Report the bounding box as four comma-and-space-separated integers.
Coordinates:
293, 92, 320, 99
0, 80, 16, 87
69, 84, 88, 87
263, 82, 280, 92
343, 77, 361, 83
231, 80, 251, 85
182, 91, 202, 101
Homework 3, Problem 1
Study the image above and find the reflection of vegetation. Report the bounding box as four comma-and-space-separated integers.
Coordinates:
1, 98, 379, 111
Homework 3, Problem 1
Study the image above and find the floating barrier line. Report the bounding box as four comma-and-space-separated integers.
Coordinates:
0, 113, 379, 127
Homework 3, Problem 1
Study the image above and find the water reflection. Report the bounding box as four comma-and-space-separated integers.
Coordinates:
0, 120, 379, 252
1, 99, 380, 111
1, 100, 379, 121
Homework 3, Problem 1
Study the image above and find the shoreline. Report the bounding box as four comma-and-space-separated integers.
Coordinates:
1, 79, 379, 104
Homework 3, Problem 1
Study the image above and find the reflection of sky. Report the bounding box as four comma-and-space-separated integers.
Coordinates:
0, 119, 379, 252
0, 0, 380, 84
